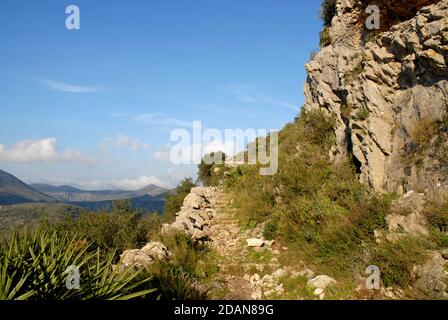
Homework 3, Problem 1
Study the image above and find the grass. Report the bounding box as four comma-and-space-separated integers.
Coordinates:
370, 236, 430, 287
218, 104, 446, 297
355, 108, 370, 121
147, 231, 219, 299
344, 62, 365, 85
277, 275, 314, 300
320, 27, 332, 47
248, 248, 273, 264
404, 112, 448, 170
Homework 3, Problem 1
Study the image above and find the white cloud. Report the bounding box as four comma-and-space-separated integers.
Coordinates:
135, 113, 192, 128
104, 134, 149, 151
227, 84, 298, 111
154, 149, 171, 161
41, 80, 101, 93
0, 138, 89, 163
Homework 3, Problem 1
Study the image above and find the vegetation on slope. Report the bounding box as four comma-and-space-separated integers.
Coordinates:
0, 192, 217, 300
216, 108, 446, 296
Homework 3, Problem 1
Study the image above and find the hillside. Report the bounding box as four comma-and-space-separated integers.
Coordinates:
0, 169, 54, 205
0, 202, 81, 237
147, 0, 447, 300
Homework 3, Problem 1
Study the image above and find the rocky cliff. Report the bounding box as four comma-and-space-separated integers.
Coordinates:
305, 0, 448, 197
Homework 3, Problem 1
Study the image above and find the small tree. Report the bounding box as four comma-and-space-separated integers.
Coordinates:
197, 152, 226, 186
320, 0, 337, 27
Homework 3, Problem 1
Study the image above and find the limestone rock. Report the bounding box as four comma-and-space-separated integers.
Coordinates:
414, 251, 447, 299
120, 249, 154, 269
141, 241, 172, 261
272, 268, 287, 280
304, 0, 448, 196
246, 238, 265, 247
314, 288, 324, 296
120, 241, 172, 270
307, 275, 337, 289
387, 191, 429, 237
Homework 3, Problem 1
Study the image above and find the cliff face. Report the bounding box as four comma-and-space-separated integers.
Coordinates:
305, 0, 448, 197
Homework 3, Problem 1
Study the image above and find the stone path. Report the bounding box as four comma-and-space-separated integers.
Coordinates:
206, 192, 318, 300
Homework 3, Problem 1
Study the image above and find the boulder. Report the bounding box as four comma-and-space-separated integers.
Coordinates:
414, 251, 447, 299
307, 275, 337, 289
272, 268, 287, 280
246, 238, 265, 247
120, 250, 154, 269
183, 192, 206, 210
141, 241, 172, 261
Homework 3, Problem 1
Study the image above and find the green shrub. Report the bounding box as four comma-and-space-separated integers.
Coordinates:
0, 227, 155, 300
371, 237, 429, 287
198, 152, 227, 186
320, 27, 332, 47
320, 0, 337, 27
426, 200, 448, 248
344, 62, 365, 85
164, 178, 196, 222
148, 232, 217, 299
427, 201, 448, 233
340, 103, 353, 119
263, 219, 279, 240
355, 108, 370, 121
405, 115, 441, 167
50, 207, 160, 259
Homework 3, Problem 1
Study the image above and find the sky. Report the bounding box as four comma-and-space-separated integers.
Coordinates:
0, 0, 323, 190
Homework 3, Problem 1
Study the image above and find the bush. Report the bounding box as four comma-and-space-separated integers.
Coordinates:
320, 0, 337, 27
0, 227, 155, 300
355, 108, 370, 121
371, 237, 429, 287
226, 106, 398, 280
405, 114, 447, 167
263, 219, 279, 241
198, 152, 226, 186
426, 200, 448, 248
147, 232, 217, 299
164, 178, 196, 222
50, 204, 160, 259
427, 201, 448, 233
320, 27, 332, 47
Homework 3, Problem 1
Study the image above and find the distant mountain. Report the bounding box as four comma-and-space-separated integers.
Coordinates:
71, 195, 165, 213
30, 183, 170, 202
0, 170, 55, 205
30, 184, 83, 194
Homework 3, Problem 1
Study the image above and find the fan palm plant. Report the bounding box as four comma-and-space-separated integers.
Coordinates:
0, 227, 156, 300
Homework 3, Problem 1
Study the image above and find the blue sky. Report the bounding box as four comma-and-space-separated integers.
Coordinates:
0, 0, 323, 190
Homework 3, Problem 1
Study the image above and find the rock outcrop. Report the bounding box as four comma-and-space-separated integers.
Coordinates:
305, 0, 448, 197
119, 187, 220, 270
305, 0, 448, 298
162, 187, 221, 241
120, 241, 172, 269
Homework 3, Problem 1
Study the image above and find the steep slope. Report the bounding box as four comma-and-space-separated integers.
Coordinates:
0, 170, 54, 205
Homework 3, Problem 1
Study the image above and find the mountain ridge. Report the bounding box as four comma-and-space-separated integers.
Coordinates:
30, 182, 170, 202
0, 169, 55, 205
